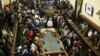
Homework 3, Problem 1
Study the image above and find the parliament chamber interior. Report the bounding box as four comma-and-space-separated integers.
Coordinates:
0, 0, 100, 56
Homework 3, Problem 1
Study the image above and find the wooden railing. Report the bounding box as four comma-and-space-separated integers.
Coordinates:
80, 13, 100, 32
10, 22, 18, 56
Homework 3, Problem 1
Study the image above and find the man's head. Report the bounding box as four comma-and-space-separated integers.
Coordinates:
88, 48, 92, 53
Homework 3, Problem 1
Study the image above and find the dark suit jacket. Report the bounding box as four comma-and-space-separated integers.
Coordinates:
85, 51, 96, 56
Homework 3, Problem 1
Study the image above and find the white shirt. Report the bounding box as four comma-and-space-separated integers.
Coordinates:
88, 30, 92, 37
47, 20, 53, 27
2, 29, 7, 37
67, 38, 71, 47
23, 28, 28, 35
27, 19, 32, 24
35, 14, 40, 19
22, 49, 29, 55
73, 33, 78, 39
32, 9, 35, 14
63, 29, 69, 36
68, 32, 73, 38
30, 43, 37, 53
27, 9, 31, 13
35, 19, 40, 25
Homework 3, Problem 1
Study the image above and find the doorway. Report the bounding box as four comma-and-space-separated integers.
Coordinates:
75, 0, 83, 19
0, 0, 2, 9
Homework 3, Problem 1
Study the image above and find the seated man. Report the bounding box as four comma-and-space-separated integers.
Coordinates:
88, 29, 93, 39
24, 26, 36, 42
21, 45, 32, 56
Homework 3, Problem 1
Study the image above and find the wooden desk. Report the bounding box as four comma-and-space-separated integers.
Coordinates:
40, 28, 68, 56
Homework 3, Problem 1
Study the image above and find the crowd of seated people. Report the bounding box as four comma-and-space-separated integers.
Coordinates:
0, 2, 18, 56
56, 19, 83, 56
13, 0, 74, 56
77, 19, 100, 50
57, 17, 97, 56
87, 29, 100, 49
0, 27, 14, 56
73, 16, 100, 51
0, 0, 98, 56
14, 1, 77, 55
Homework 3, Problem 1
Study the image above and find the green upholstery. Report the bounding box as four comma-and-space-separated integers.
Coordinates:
43, 32, 62, 52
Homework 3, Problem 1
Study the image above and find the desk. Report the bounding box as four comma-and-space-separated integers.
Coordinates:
40, 28, 68, 56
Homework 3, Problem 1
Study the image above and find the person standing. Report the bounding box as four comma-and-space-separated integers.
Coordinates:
47, 18, 53, 28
